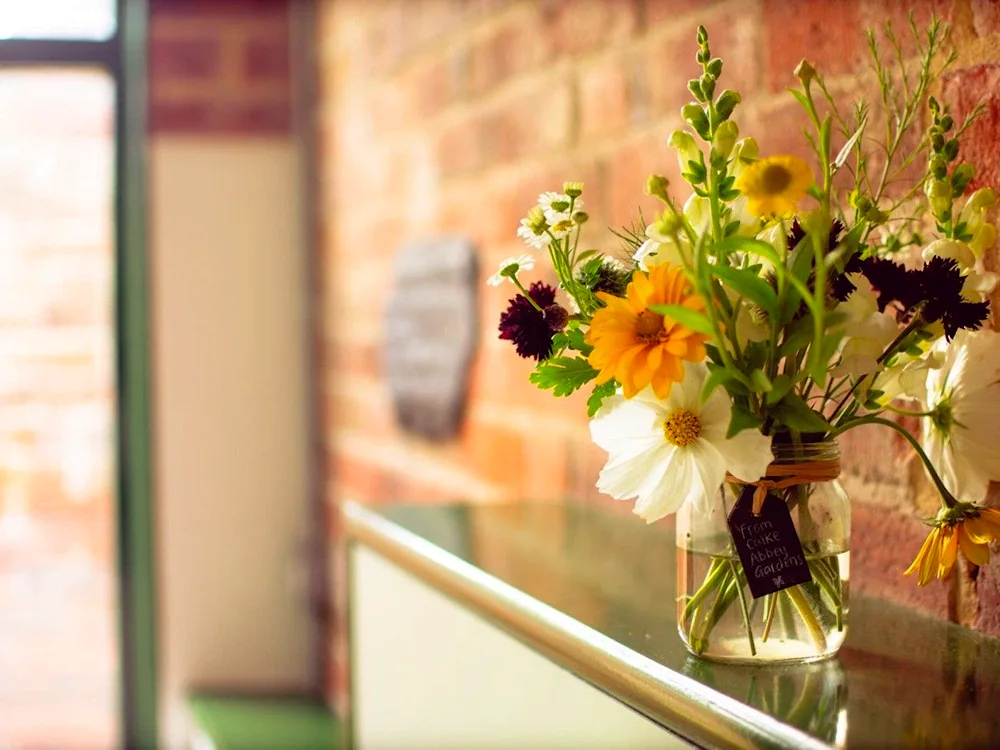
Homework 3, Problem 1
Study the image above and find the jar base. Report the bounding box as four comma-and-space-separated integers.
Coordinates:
680, 631, 846, 665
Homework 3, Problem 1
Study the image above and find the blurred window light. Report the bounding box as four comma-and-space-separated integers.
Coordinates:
0, 0, 116, 40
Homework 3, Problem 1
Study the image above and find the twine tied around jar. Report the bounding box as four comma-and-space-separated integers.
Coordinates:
726, 459, 841, 516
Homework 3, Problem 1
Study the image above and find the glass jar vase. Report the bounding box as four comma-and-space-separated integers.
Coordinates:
676, 440, 850, 663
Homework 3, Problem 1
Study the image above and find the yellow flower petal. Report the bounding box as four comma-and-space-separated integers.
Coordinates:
736, 155, 814, 218
587, 263, 709, 400
937, 526, 959, 579
958, 524, 991, 567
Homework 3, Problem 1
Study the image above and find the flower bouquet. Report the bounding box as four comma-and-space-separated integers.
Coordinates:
489, 17, 1000, 663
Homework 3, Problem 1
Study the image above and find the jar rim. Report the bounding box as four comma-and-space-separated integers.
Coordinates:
770, 438, 840, 463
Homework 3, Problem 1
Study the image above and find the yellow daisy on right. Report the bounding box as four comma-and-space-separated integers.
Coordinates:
904, 506, 1000, 586
735, 155, 814, 217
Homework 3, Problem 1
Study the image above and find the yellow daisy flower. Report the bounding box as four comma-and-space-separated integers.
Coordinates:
735, 155, 814, 217
586, 263, 708, 400
904, 506, 1000, 586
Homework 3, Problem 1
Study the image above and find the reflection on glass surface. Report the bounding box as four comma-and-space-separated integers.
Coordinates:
0, 0, 115, 40
0, 69, 117, 749
378, 501, 1000, 748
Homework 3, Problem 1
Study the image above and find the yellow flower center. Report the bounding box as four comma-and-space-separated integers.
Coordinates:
635, 309, 664, 341
761, 163, 793, 194
663, 409, 701, 447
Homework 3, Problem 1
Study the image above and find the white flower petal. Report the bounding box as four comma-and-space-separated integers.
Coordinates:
717, 427, 774, 484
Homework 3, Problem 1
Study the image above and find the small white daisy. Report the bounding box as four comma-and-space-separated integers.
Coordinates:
538, 191, 581, 224
487, 255, 534, 286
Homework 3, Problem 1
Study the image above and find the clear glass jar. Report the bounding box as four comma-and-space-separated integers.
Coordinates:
676, 440, 850, 663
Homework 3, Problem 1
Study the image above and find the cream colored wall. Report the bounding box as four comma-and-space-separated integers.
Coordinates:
352, 546, 689, 750
150, 139, 313, 749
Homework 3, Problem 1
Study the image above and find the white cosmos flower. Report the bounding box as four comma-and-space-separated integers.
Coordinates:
921, 328, 1000, 503
589, 362, 774, 523
487, 254, 534, 286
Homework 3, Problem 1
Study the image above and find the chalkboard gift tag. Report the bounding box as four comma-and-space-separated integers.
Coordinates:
727, 485, 813, 599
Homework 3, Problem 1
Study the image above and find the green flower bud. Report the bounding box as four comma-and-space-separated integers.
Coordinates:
700, 73, 716, 99
714, 89, 741, 120
563, 181, 583, 198
645, 174, 671, 202
931, 132, 945, 151
711, 120, 739, 161
696, 25, 708, 45
572, 211, 589, 224
681, 103, 710, 139
925, 178, 953, 220
652, 209, 682, 237
940, 114, 954, 132
951, 163, 975, 195
668, 129, 702, 176
794, 59, 817, 87
930, 155, 948, 180
944, 138, 960, 161
687, 78, 704, 102
706, 57, 723, 78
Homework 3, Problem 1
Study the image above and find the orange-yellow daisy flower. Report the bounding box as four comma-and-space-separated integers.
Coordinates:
904, 506, 1000, 586
735, 155, 814, 217
586, 263, 708, 400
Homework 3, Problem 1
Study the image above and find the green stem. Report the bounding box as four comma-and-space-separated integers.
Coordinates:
512, 277, 544, 312
829, 414, 958, 509
682, 556, 729, 626
786, 585, 828, 652
729, 560, 757, 657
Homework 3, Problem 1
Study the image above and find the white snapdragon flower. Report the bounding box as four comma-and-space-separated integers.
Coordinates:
921, 329, 1000, 503
635, 195, 709, 271
487, 255, 534, 286
831, 274, 899, 378
590, 362, 773, 523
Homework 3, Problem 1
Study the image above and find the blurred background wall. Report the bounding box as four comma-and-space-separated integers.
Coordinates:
317, 0, 1000, 717
147, 0, 314, 746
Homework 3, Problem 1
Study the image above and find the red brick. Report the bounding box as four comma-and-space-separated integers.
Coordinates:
578, 55, 641, 141
242, 34, 291, 82
763, 0, 865, 92
972, 0, 1000, 37
645, 0, 722, 28
860, 0, 955, 57
942, 63, 1000, 192
467, 12, 554, 95
149, 36, 222, 81
539, 0, 641, 57
605, 132, 676, 229
478, 78, 574, 167
436, 116, 483, 176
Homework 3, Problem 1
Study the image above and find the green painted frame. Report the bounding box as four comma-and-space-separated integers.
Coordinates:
0, 1, 157, 747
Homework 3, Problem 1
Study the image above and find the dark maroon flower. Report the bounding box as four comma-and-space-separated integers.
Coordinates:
917, 256, 990, 339
498, 282, 566, 361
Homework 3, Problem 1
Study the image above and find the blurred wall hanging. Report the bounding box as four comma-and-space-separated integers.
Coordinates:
383, 237, 477, 441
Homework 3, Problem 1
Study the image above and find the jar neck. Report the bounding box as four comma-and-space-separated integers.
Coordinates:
770, 439, 839, 464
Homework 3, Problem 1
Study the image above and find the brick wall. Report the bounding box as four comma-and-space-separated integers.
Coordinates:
318, 0, 1000, 713
149, 0, 292, 135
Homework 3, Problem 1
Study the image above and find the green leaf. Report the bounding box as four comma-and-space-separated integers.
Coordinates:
749, 369, 773, 394
727, 404, 764, 438
648, 304, 716, 337
709, 263, 779, 321
529, 357, 598, 397
777, 314, 815, 359
765, 373, 794, 406
712, 236, 782, 267
770, 393, 833, 434
702, 363, 732, 401
587, 380, 618, 417
833, 114, 866, 170
564, 324, 592, 355
787, 88, 811, 112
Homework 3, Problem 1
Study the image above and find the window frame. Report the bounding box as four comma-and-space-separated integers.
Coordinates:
0, 1, 156, 747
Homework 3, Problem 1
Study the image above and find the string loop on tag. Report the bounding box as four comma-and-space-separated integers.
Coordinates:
726, 459, 841, 516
